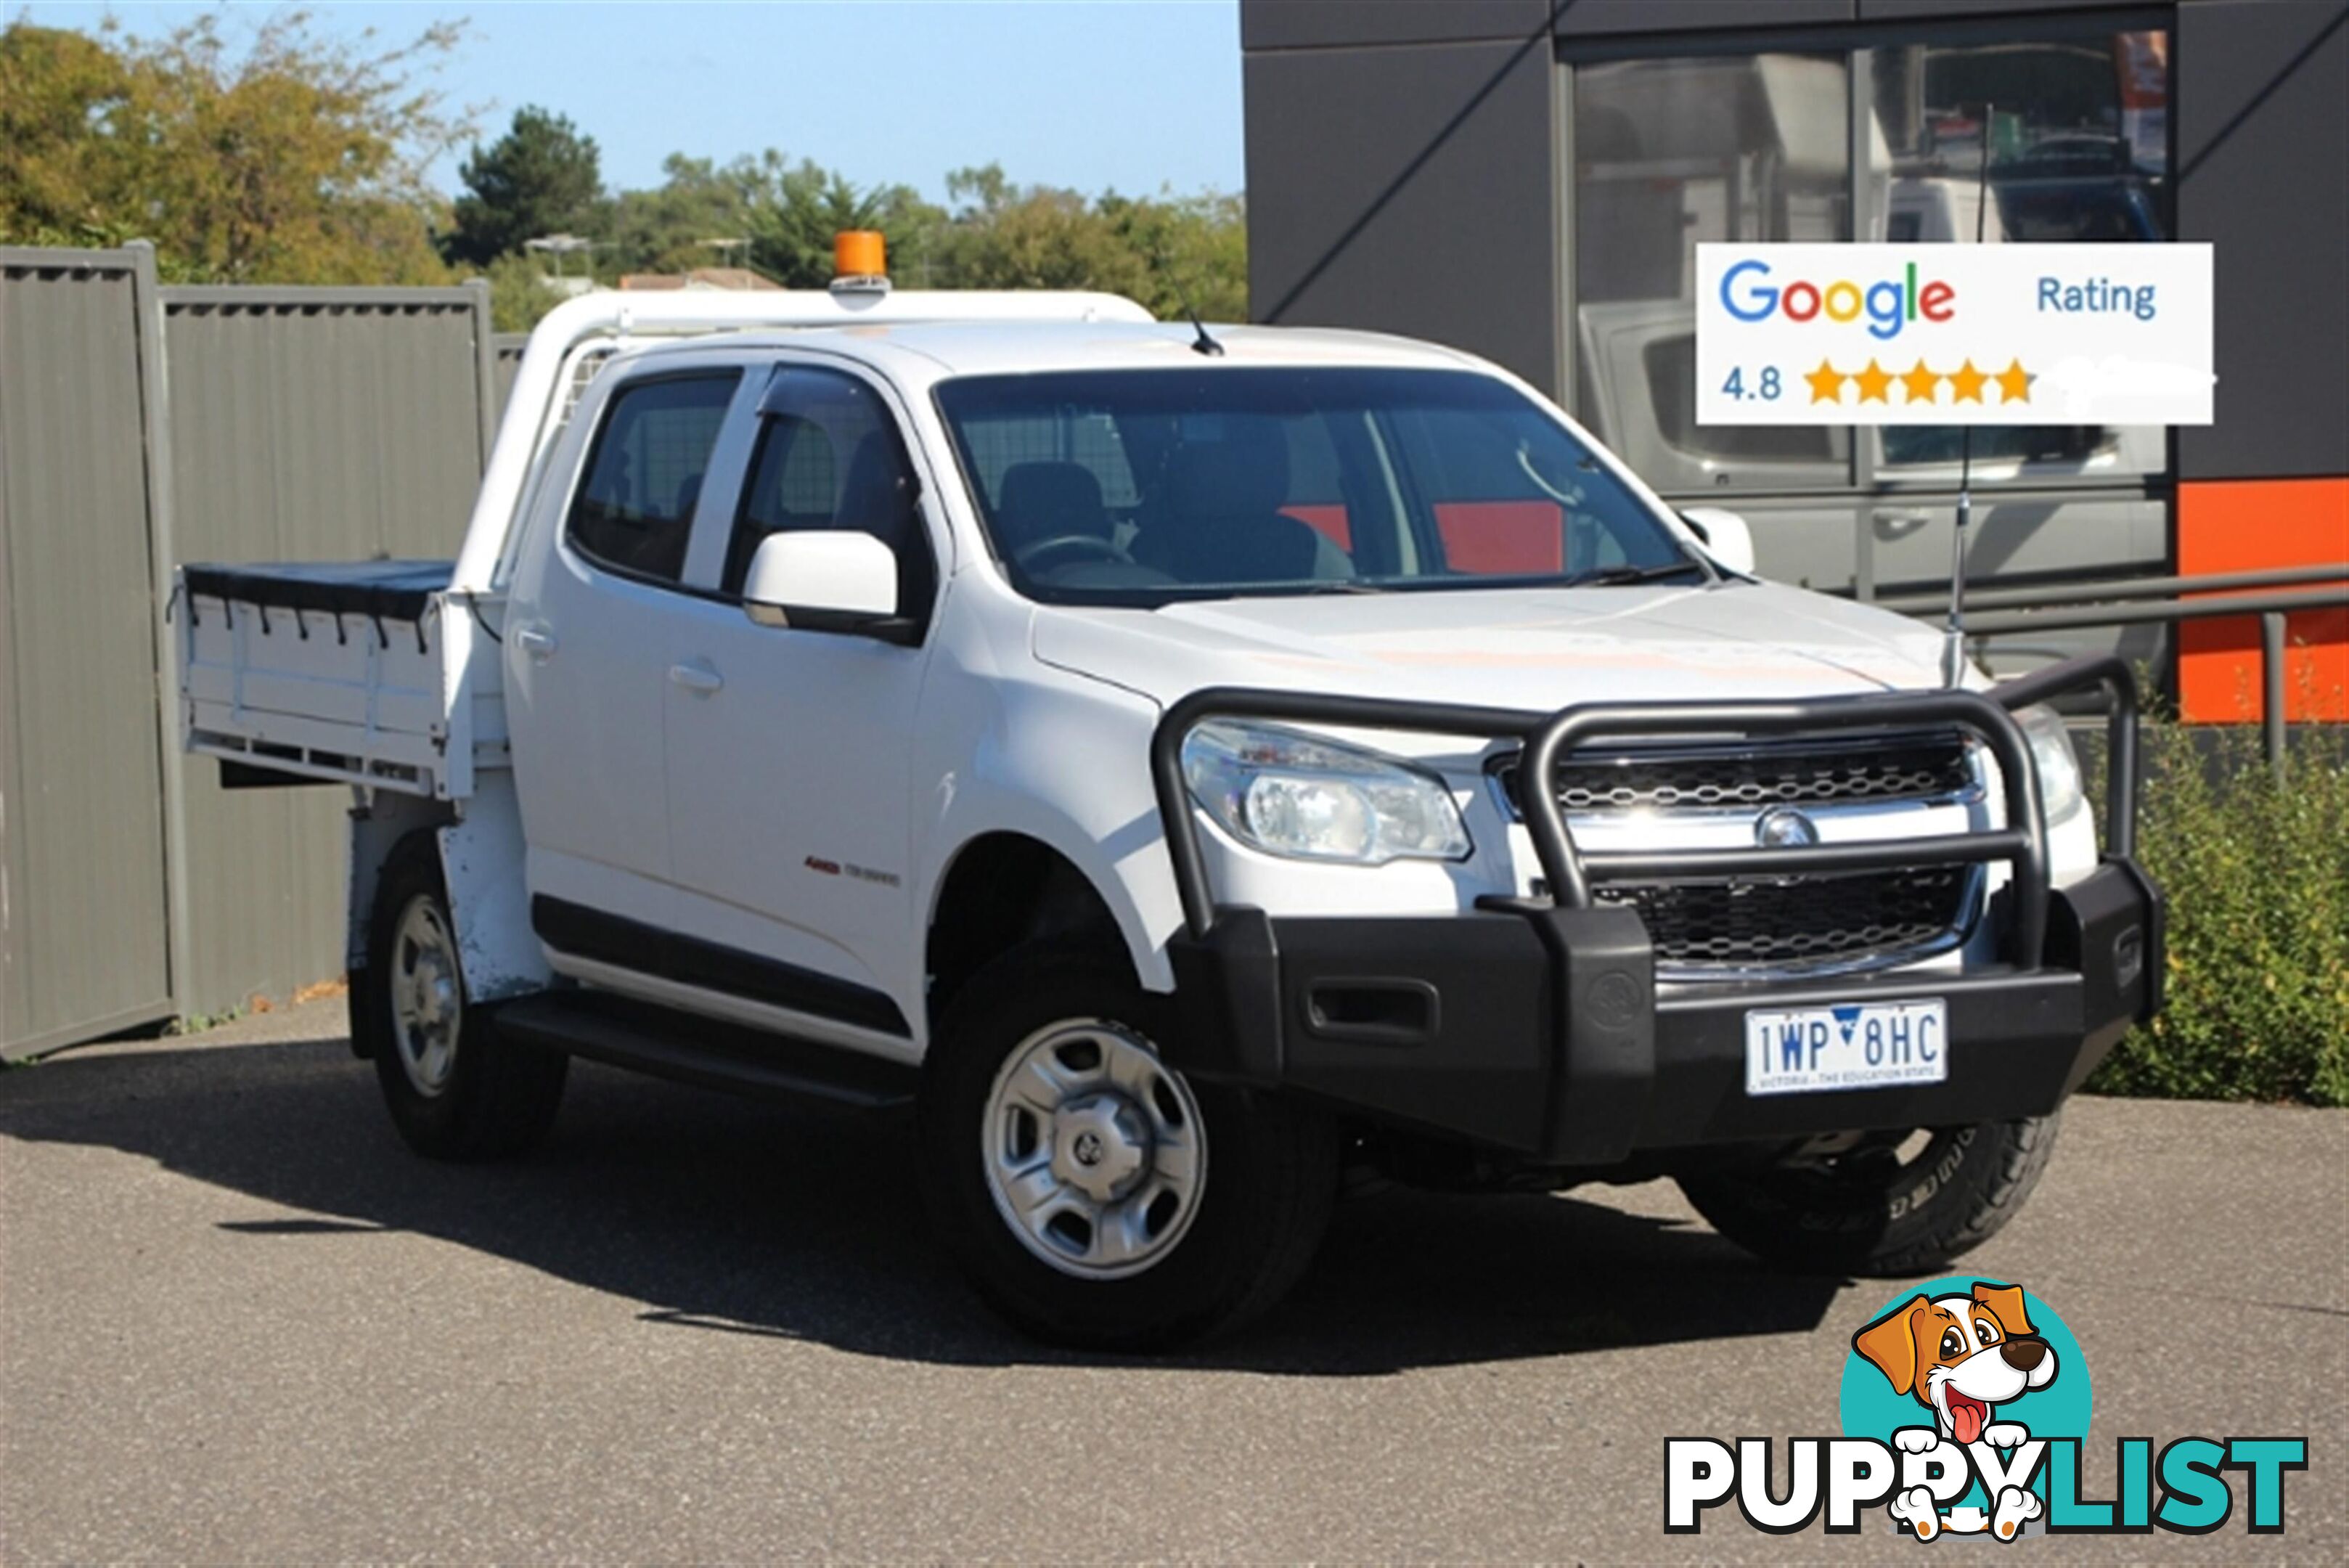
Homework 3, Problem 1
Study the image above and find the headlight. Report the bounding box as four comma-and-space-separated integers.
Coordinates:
1180, 720, 1471, 864
2015, 703, 2085, 824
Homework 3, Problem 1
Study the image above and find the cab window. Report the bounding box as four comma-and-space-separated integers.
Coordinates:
566, 372, 740, 583
936, 367, 1696, 605
722, 367, 935, 625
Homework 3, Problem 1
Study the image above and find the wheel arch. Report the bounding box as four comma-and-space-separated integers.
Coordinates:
349, 776, 548, 1059
925, 829, 1163, 1026
348, 794, 451, 1060
430, 772, 549, 1006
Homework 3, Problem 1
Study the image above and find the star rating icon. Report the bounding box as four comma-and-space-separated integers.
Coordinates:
1800, 357, 2031, 406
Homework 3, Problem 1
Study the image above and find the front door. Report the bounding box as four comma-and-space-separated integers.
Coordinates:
660, 363, 939, 1049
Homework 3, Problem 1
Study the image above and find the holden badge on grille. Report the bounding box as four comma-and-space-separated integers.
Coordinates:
1754, 806, 1821, 849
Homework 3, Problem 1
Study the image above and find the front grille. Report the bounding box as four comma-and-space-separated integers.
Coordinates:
1494, 730, 1985, 974
1596, 867, 1977, 971
1498, 731, 1975, 814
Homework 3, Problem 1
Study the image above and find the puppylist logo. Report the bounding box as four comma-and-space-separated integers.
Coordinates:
1665, 1278, 2308, 1541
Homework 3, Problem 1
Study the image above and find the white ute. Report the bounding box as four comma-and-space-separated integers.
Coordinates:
180, 240, 2162, 1347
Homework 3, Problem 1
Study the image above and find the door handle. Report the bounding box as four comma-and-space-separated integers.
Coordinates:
668, 659, 724, 696
1873, 508, 1933, 536
514, 624, 558, 659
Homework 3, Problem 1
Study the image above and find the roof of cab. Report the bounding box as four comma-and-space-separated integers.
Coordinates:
622, 318, 1485, 382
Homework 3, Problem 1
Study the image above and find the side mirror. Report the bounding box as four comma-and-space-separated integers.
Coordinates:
742, 531, 905, 638
1678, 507, 1757, 577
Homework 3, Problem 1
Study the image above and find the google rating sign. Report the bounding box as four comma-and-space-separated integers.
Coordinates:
1696, 243, 2213, 428
1794, 356, 2033, 407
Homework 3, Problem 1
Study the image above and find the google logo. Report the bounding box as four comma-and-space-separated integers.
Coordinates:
1720, 258, 1956, 340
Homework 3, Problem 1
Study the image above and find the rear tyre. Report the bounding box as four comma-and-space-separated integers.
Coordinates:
920, 948, 1337, 1349
1678, 1114, 2059, 1276
364, 833, 567, 1160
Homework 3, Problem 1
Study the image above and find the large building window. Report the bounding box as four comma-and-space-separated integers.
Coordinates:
1866, 33, 2170, 480
1568, 28, 2170, 496
1573, 52, 1853, 493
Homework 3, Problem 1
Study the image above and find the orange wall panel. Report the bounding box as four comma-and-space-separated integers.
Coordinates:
2177, 478, 2349, 722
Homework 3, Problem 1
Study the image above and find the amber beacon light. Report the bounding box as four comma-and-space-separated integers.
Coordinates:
831, 230, 889, 293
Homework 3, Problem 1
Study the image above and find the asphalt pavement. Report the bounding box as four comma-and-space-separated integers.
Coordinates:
2, 997, 2342, 1562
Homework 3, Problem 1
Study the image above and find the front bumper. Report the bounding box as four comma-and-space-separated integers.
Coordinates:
1151, 656, 2163, 1166
1167, 859, 2160, 1164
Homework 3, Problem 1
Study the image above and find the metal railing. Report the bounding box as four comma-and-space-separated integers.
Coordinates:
1863, 563, 2348, 777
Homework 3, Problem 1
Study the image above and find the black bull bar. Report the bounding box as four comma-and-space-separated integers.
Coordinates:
1146, 655, 2160, 1164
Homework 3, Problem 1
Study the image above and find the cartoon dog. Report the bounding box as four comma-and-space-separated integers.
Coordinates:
1854, 1281, 2059, 1540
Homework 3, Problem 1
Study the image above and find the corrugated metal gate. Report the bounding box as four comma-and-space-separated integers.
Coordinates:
493, 333, 528, 418
161, 285, 495, 1017
0, 243, 498, 1056
0, 248, 178, 1055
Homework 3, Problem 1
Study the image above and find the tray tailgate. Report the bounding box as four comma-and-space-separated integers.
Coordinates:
179, 560, 467, 796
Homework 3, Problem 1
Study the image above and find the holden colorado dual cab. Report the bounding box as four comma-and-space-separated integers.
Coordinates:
179, 248, 2160, 1347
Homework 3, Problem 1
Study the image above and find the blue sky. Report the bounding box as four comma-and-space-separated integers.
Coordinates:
21, 1, 1246, 203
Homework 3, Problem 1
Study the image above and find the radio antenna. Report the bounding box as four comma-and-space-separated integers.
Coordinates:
1153, 248, 1225, 358
1943, 103, 1995, 687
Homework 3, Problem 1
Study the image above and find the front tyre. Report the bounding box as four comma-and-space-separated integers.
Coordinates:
920, 950, 1337, 1349
364, 833, 568, 1160
1678, 1114, 2059, 1276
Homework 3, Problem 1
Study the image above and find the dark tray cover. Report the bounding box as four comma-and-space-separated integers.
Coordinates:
182, 560, 454, 622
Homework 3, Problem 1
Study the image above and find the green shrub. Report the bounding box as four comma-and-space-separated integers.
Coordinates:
2085, 719, 2349, 1105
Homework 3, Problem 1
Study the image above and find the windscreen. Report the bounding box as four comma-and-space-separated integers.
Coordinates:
934, 367, 1698, 605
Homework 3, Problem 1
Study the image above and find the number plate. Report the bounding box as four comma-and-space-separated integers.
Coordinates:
1744, 998, 1948, 1096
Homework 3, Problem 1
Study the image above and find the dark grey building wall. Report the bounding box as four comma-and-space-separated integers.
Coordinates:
1243, 25, 1562, 392
1241, 1, 1550, 49
1237, 0, 1888, 42
1557, 1, 1855, 33
1853, 1, 2160, 18
1245, 0, 2349, 481
2175, 0, 2349, 481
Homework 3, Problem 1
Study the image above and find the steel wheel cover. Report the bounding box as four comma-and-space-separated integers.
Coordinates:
391, 894, 462, 1098
980, 1017, 1207, 1280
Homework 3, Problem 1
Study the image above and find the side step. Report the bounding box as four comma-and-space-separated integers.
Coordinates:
491, 989, 917, 1111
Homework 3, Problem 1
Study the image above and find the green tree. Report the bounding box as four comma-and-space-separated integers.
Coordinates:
742, 155, 941, 288
934, 163, 1141, 297
595, 151, 944, 287
928, 165, 1247, 320
0, 23, 131, 241
0, 10, 469, 284
443, 105, 603, 267
600, 152, 769, 277
1102, 189, 1247, 322
484, 250, 560, 332
2, 13, 1249, 310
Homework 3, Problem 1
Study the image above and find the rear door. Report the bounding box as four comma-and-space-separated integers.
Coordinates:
504, 365, 748, 936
